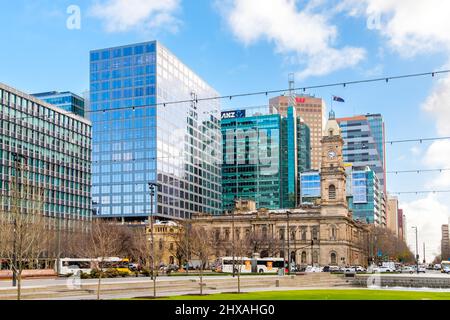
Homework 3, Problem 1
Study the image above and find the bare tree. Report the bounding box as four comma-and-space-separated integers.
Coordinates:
189, 225, 214, 295
0, 172, 47, 300
76, 219, 122, 300
128, 225, 165, 298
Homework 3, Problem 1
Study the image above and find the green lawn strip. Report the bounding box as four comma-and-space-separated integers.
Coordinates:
155, 289, 450, 300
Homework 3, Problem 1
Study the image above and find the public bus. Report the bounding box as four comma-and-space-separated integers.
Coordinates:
57, 257, 131, 276
441, 261, 450, 274
216, 257, 285, 274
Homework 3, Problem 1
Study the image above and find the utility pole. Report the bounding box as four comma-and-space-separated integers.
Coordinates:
412, 226, 419, 274
231, 209, 236, 278
423, 242, 426, 264
148, 182, 158, 298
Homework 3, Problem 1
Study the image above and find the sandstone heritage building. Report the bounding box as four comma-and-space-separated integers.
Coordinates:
191, 111, 369, 267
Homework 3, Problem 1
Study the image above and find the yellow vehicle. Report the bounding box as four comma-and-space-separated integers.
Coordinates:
99, 257, 131, 274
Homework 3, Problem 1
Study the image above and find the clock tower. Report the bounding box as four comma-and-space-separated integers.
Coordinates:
320, 110, 348, 216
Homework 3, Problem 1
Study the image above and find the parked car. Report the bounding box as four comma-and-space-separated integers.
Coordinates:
329, 266, 340, 272
355, 266, 366, 273
415, 265, 426, 273
401, 266, 415, 274
434, 264, 442, 271
343, 266, 356, 273
305, 266, 321, 273
372, 266, 394, 273
129, 263, 141, 272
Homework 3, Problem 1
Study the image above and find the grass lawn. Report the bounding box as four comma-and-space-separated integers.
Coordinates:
155, 289, 450, 300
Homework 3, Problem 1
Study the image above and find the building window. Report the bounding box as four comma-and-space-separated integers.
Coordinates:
330, 225, 337, 240
330, 252, 337, 265
329, 185, 336, 200
301, 251, 307, 264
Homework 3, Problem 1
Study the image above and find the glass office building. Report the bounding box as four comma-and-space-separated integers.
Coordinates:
90, 41, 222, 220
0, 82, 92, 226
300, 166, 385, 225
32, 91, 86, 118
222, 107, 310, 212
336, 114, 386, 194
300, 170, 321, 204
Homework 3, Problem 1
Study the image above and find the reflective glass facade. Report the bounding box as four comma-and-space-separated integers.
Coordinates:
301, 166, 384, 225
222, 107, 310, 212
336, 114, 386, 194
300, 171, 320, 203
90, 41, 222, 220
348, 167, 384, 225
32, 91, 85, 117
0, 83, 92, 224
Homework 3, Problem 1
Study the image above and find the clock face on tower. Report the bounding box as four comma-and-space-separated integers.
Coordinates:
328, 150, 337, 160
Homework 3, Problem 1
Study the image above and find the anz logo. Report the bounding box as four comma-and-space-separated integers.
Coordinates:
221, 110, 246, 120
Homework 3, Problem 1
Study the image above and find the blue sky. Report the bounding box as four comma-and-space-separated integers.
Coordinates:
1, 0, 450, 260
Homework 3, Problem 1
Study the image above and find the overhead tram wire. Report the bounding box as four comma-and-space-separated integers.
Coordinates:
387, 168, 450, 174
390, 190, 450, 195
385, 136, 450, 145
4, 69, 450, 122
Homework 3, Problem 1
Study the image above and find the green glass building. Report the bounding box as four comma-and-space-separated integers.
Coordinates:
0, 83, 92, 228
222, 107, 310, 212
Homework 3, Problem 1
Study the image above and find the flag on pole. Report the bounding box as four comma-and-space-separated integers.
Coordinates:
333, 96, 345, 103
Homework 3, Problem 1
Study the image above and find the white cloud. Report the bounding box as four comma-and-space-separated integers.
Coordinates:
339, 0, 450, 57
401, 195, 450, 262
216, 0, 366, 78
422, 72, 450, 137
90, 0, 181, 33
422, 140, 450, 189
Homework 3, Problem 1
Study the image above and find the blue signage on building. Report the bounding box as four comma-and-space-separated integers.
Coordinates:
221, 110, 246, 120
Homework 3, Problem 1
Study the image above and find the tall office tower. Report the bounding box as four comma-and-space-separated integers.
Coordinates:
221, 107, 311, 212
349, 166, 385, 226
300, 165, 385, 226
336, 114, 387, 194
90, 41, 222, 221
386, 195, 399, 236
397, 209, 404, 241
442, 224, 450, 261
32, 91, 86, 117
0, 83, 92, 227
270, 94, 325, 170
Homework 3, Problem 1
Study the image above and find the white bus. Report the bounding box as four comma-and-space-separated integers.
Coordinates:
217, 257, 285, 274
57, 258, 95, 276
57, 257, 131, 276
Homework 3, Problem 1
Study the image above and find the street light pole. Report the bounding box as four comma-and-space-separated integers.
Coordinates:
148, 183, 158, 298
287, 211, 291, 275
412, 226, 419, 274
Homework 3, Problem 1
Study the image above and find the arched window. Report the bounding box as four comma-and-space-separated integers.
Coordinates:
330, 252, 337, 265
329, 185, 336, 200
290, 251, 296, 264
301, 251, 307, 264
262, 226, 268, 239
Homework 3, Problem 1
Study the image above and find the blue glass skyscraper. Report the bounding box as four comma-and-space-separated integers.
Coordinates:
32, 91, 86, 117
90, 41, 222, 220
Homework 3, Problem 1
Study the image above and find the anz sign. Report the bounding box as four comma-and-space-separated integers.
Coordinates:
221, 110, 246, 120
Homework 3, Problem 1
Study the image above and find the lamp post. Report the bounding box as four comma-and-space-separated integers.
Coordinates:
148, 182, 158, 298
412, 226, 419, 274
12, 152, 27, 287
287, 211, 291, 275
